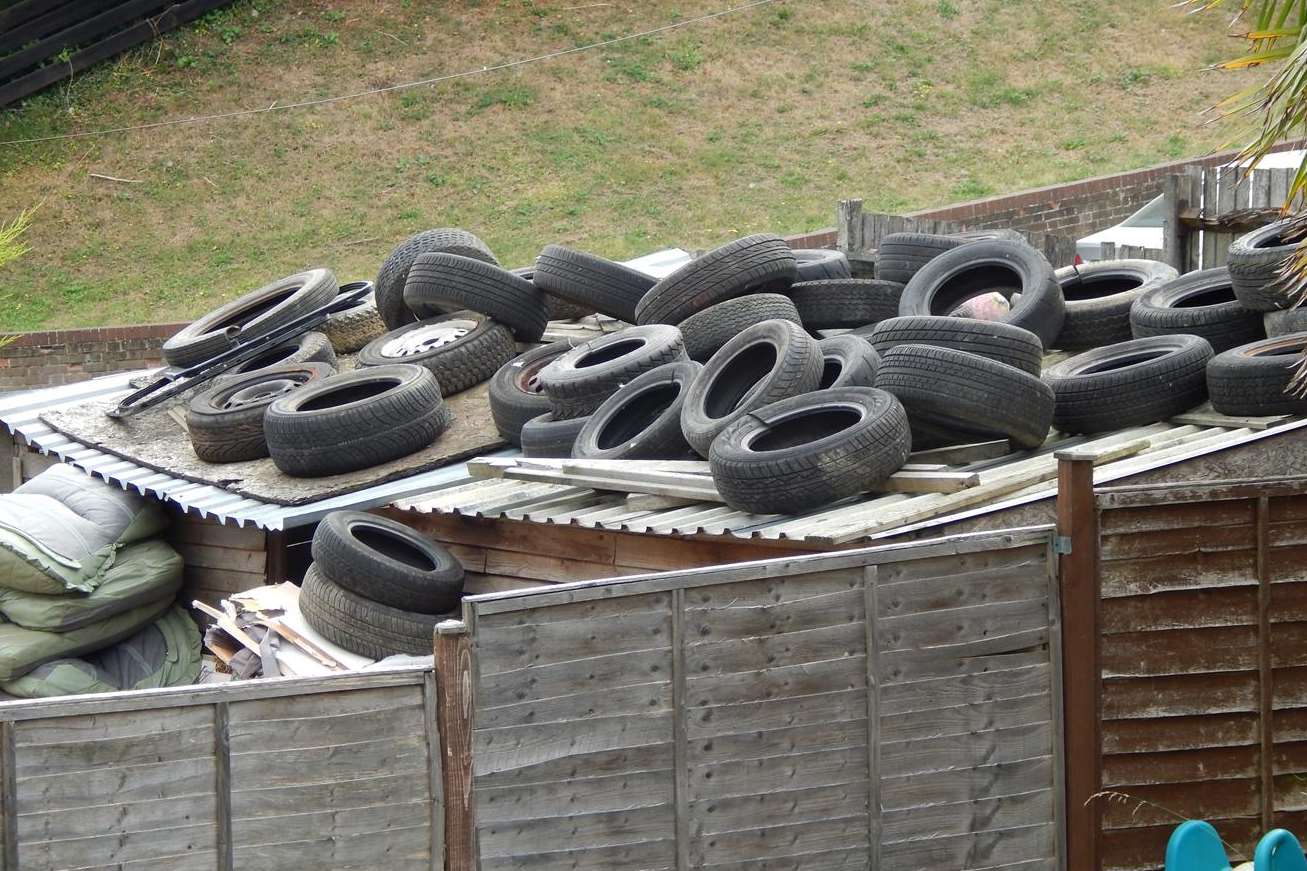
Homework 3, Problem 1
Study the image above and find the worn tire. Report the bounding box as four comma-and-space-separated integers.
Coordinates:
875, 230, 1024, 285
357, 312, 516, 395
793, 249, 852, 282
1266, 308, 1307, 337
709, 387, 912, 515
1207, 334, 1307, 416
489, 342, 573, 445
635, 234, 797, 325
163, 269, 339, 368
299, 564, 442, 658
788, 278, 904, 329
863, 316, 1044, 376
403, 253, 548, 342
1229, 219, 1298, 311
323, 281, 387, 353
225, 330, 337, 377
511, 268, 591, 322
375, 229, 498, 330
1043, 335, 1213, 433
533, 246, 655, 323
520, 412, 589, 458
817, 335, 879, 389
878, 344, 1054, 449
899, 239, 1065, 349
264, 365, 450, 477
186, 363, 334, 463
1053, 259, 1178, 351
1130, 267, 1265, 353
572, 361, 701, 460
678, 294, 802, 362
681, 319, 823, 457
311, 510, 464, 614
538, 325, 687, 419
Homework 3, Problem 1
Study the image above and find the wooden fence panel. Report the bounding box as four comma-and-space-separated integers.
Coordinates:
462, 529, 1062, 870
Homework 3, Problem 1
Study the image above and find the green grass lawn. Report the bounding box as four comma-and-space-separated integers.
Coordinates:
0, 0, 1259, 331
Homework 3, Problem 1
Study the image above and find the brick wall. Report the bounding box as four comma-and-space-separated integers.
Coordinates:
0, 323, 183, 391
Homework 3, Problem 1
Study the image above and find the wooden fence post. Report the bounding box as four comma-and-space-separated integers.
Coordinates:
435, 621, 476, 871
837, 198, 864, 255
1055, 453, 1101, 871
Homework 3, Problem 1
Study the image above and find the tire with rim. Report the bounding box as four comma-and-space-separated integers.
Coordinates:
357, 311, 516, 395
877, 344, 1054, 449
322, 281, 387, 353
538, 325, 687, 419
1207, 334, 1307, 416
264, 364, 450, 477
1266, 308, 1307, 337
898, 239, 1065, 349
1229, 219, 1297, 311
299, 564, 442, 658
635, 234, 797, 325
788, 278, 903, 329
793, 249, 852, 282
163, 268, 339, 368
489, 342, 573, 444
533, 245, 656, 323
709, 387, 912, 515
677, 294, 802, 362
1042, 334, 1213, 433
863, 315, 1044, 376
571, 361, 702, 460
375, 229, 498, 330
1130, 267, 1265, 353
225, 330, 337, 376
681, 319, 823, 457
817, 336, 879, 389
1053, 259, 1178, 350
186, 363, 334, 463
875, 229, 1025, 285
311, 510, 464, 614
403, 253, 548, 341
520, 412, 590, 458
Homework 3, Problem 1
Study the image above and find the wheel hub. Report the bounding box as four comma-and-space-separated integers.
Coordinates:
381, 321, 475, 357
223, 378, 300, 408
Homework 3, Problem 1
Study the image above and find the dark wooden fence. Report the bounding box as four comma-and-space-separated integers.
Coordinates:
0, 0, 234, 108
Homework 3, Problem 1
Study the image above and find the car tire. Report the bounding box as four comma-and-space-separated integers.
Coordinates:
375, 228, 498, 330
186, 363, 335, 463
1053, 259, 1178, 350
1042, 334, 1213, 433
537, 324, 687, 419
787, 278, 904, 329
681, 319, 823, 457
299, 564, 444, 659
1207, 334, 1307, 416
532, 246, 656, 323
793, 249, 852, 282
1228, 219, 1298, 311
322, 282, 388, 353
1266, 307, 1307, 337
635, 234, 797, 325
862, 315, 1044, 376
357, 311, 516, 395
709, 387, 911, 515
817, 335, 879, 389
224, 330, 337, 377
875, 229, 1023, 285
898, 239, 1065, 349
311, 510, 464, 614
489, 342, 573, 445
878, 344, 1054, 449
264, 364, 450, 477
677, 294, 802, 362
520, 412, 590, 458
163, 268, 339, 368
572, 361, 702, 460
403, 253, 548, 342
1130, 267, 1265, 353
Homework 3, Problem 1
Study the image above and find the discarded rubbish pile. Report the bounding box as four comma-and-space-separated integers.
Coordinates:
0, 465, 200, 698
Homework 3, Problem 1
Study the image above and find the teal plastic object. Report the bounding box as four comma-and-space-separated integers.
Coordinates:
1166, 820, 1233, 871
1255, 829, 1307, 871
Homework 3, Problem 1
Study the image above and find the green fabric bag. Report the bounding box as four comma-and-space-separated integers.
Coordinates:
0, 595, 173, 682
0, 540, 183, 631
1, 606, 201, 699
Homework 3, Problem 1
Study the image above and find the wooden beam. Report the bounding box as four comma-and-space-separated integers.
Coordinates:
908, 439, 1010, 465
1170, 402, 1292, 431
435, 622, 476, 871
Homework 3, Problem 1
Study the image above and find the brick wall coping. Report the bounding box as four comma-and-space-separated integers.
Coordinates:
1, 322, 185, 348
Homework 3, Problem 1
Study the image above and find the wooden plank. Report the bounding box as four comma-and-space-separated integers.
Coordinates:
909, 439, 1011, 465
479, 803, 674, 858
682, 587, 863, 641
436, 625, 475, 871
473, 742, 673, 791
1104, 712, 1259, 754
234, 798, 430, 847
686, 687, 868, 739
230, 734, 431, 785
475, 610, 671, 675
0, 0, 123, 57
172, 541, 266, 574
880, 722, 1053, 778
880, 755, 1053, 810
878, 664, 1051, 715
1101, 625, 1259, 677
477, 647, 673, 708
877, 597, 1049, 651
482, 549, 635, 584
228, 702, 426, 752
1103, 745, 1258, 787
863, 564, 880, 871
12, 705, 216, 746
478, 681, 672, 729
230, 771, 429, 818
880, 822, 1055, 867
1171, 402, 1289, 431
0, 721, 14, 871
473, 714, 672, 776
686, 745, 867, 800
876, 559, 1049, 616
690, 815, 869, 866
16, 793, 217, 843
880, 789, 1053, 842
19, 821, 217, 869
476, 768, 672, 824
684, 622, 865, 677
689, 718, 868, 766
1099, 549, 1257, 598
1102, 671, 1259, 719
1104, 778, 1258, 828
1101, 587, 1256, 633
684, 569, 861, 611
231, 824, 430, 868
226, 685, 423, 723
15, 723, 216, 777
671, 587, 689, 871
688, 781, 870, 837
478, 839, 675, 871
880, 693, 1054, 743
16, 757, 217, 814
423, 670, 444, 871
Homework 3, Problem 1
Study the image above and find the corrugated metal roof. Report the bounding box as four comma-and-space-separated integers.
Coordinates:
0, 371, 510, 531
395, 416, 1307, 545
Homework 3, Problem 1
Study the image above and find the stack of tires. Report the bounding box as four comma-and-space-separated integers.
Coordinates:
298, 511, 466, 659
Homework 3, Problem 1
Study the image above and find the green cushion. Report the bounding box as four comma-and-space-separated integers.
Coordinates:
0, 596, 173, 683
